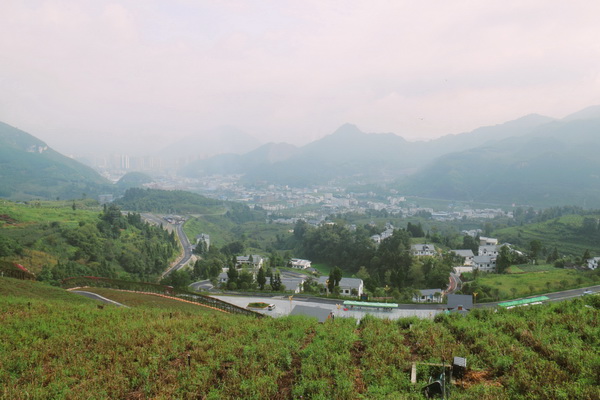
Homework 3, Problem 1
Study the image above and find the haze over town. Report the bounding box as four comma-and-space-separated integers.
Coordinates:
2, 0, 600, 157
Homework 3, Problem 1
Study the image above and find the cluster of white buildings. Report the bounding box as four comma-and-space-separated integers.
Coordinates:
451, 237, 500, 273
587, 257, 600, 270
370, 225, 395, 244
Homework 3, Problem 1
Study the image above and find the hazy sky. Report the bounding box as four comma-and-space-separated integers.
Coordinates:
1, 0, 600, 155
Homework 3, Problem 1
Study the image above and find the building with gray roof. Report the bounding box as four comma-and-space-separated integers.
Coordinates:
317, 276, 363, 297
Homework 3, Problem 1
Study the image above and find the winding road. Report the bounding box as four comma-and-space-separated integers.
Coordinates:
140, 213, 194, 279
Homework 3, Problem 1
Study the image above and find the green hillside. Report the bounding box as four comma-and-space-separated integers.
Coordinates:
494, 213, 600, 257
114, 187, 224, 214
0, 200, 178, 282
0, 276, 94, 303
1, 276, 599, 399
114, 171, 154, 190
0, 121, 113, 200
401, 118, 600, 207
71, 287, 220, 314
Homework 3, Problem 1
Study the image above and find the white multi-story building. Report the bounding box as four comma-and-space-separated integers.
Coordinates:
451, 249, 475, 266
289, 258, 312, 269
411, 244, 437, 256
473, 255, 496, 272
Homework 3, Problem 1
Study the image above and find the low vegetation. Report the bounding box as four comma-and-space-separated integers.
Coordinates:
461, 265, 600, 302
74, 287, 220, 314
0, 200, 178, 283
495, 212, 600, 258
1, 277, 599, 399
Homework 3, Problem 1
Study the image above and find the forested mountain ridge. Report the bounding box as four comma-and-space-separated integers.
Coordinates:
0, 121, 112, 200
401, 116, 600, 207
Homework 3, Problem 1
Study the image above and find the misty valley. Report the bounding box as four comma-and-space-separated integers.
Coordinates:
1, 108, 600, 399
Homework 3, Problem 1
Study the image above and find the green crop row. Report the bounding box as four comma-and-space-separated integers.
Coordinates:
1, 277, 599, 399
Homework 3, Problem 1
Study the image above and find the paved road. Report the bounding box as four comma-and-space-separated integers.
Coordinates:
141, 213, 166, 228
203, 284, 600, 320
475, 284, 600, 308
447, 272, 461, 294
212, 295, 443, 320
190, 279, 214, 292
140, 213, 194, 279
159, 220, 194, 278
70, 290, 129, 307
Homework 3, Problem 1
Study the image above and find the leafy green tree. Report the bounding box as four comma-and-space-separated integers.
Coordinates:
293, 219, 309, 240
221, 241, 245, 256
546, 247, 559, 263
462, 235, 479, 254
484, 222, 493, 237
238, 270, 255, 290
0, 236, 21, 257
326, 276, 335, 294
193, 240, 207, 255
529, 240, 543, 263
496, 245, 512, 273
374, 229, 413, 289
582, 249, 591, 263
227, 266, 239, 285
161, 269, 192, 289
406, 222, 424, 237
270, 273, 282, 291
257, 266, 266, 290
331, 266, 343, 287
356, 266, 370, 281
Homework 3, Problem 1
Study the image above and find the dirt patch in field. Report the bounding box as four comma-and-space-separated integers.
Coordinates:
456, 370, 502, 388
126, 391, 146, 400
350, 334, 366, 394
0, 214, 17, 224
402, 331, 421, 362
275, 328, 316, 400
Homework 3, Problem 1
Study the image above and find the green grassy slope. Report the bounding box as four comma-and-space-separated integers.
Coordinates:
78, 287, 220, 314
0, 276, 94, 304
1, 277, 599, 399
0, 200, 178, 280
0, 121, 112, 200
494, 214, 600, 257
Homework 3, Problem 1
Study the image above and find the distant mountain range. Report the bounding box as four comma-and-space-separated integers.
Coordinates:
0, 122, 112, 200
402, 108, 600, 207
181, 114, 560, 186
181, 105, 600, 207
2, 105, 600, 207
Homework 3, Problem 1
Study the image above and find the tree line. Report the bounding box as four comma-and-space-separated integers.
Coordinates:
292, 220, 457, 297
2, 204, 181, 284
